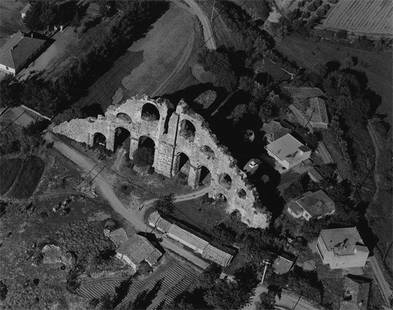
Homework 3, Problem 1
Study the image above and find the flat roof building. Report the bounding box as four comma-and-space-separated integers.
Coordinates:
265, 133, 311, 173
317, 227, 369, 270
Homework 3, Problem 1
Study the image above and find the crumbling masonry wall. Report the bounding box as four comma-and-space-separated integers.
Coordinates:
52, 95, 270, 228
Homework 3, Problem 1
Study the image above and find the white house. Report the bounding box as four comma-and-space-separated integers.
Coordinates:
265, 133, 311, 173
316, 227, 369, 270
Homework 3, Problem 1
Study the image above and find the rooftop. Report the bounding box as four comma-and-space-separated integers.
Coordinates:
290, 97, 329, 127
168, 224, 210, 251
265, 133, 310, 166
341, 275, 371, 310
320, 227, 369, 256
295, 190, 335, 217
0, 31, 47, 71
283, 86, 324, 99
117, 233, 162, 266
108, 228, 128, 247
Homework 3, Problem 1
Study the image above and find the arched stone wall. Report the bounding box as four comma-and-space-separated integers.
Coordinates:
52, 95, 270, 228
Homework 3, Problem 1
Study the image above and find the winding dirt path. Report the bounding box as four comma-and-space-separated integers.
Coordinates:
179, 0, 216, 50
45, 132, 210, 269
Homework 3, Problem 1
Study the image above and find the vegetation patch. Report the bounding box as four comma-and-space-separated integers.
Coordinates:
0, 158, 22, 195
8, 156, 45, 199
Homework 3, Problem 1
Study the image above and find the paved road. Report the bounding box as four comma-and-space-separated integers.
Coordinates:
367, 121, 393, 305
180, 0, 216, 50
45, 132, 210, 269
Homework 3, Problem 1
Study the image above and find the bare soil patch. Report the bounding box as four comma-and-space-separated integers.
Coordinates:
8, 156, 45, 199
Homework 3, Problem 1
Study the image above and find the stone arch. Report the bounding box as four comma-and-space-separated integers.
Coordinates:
114, 127, 130, 152
200, 145, 215, 160
175, 152, 191, 181
238, 189, 247, 199
141, 103, 160, 121
93, 132, 106, 148
135, 135, 155, 166
179, 119, 196, 142
216, 193, 227, 202
198, 166, 211, 187
218, 173, 232, 190
116, 112, 132, 123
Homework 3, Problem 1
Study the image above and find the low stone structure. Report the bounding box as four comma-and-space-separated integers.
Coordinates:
52, 95, 270, 228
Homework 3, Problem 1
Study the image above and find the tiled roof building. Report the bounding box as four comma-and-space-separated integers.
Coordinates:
148, 211, 233, 267
287, 190, 335, 221
0, 31, 47, 75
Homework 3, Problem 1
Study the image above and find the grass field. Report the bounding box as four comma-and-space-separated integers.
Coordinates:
0, 158, 22, 194
277, 34, 393, 123
8, 156, 45, 199
74, 3, 201, 112
0, 0, 26, 47
171, 196, 228, 236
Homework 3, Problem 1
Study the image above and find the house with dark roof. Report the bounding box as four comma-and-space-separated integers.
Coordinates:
286, 190, 335, 221
116, 233, 162, 271
316, 227, 369, 270
340, 275, 371, 310
0, 31, 48, 75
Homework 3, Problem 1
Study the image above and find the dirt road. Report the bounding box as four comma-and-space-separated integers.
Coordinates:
45, 132, 210, 269
180, 0, 216, 50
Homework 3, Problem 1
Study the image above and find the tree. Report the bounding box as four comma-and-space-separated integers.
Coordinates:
155, 194, 175, 215
133, 147, 154, 167
256, 292, 275, 310
198, 50, 237, 91
0, 76, 22, 108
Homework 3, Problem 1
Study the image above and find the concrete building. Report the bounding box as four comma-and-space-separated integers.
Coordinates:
53, 95, 270, 228
316, 227, 369, 270
265, 133, 311, 173
148, 211, 233, 267
0, 31, 47, 75
116, 233, 162, 271
286, 190, 335, 221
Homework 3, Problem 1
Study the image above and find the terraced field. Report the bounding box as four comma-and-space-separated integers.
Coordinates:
77, 276, 127, 299
116, 257, 199, 310
321, 0, 393, 37
75, 257, 199, 309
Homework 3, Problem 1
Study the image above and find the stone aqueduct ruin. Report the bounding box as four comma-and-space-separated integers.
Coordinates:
53, 96, 270, 228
